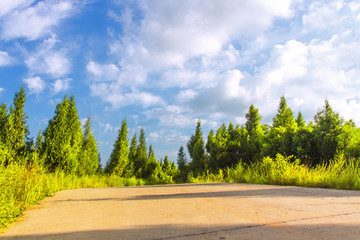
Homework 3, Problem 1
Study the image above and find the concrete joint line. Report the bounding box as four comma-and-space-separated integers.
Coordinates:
152, 211, 360, 240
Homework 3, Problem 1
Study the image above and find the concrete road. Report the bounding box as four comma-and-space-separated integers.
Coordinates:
2, 183, 360, 240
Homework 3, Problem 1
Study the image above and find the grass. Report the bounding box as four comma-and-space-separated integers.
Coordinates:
189, 154, 360, 190
0, 163, 145, 230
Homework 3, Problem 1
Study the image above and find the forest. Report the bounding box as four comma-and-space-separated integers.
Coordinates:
1, 86, 360, 229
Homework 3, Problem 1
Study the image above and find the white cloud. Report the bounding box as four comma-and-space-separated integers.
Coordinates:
86, 61, 121, 82
25, 36, 70, 78
0, 50, 13, 66
1, 0, 78, 41
0, 0, 33, 18
52, 78, 71, 94
90, 82, 165, 109
23, 76, 45, 94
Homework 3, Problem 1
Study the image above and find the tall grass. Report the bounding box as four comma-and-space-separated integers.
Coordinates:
0, 163, 145, 229
189, 154, 360, 190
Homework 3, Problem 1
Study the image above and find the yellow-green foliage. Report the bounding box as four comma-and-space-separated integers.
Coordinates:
0, 163, 145, 229
190, 154, 360, 190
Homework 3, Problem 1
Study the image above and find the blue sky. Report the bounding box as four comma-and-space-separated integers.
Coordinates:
0, 0, 360, 165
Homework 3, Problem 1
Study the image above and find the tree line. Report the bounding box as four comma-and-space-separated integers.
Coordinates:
104, 120, 178, 183
179, 96, 360, 178
0, 86, 179, 183
2, 87, 359, 183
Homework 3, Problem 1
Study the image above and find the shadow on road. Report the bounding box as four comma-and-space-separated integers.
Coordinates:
2, 223, 360, 240
54, 183, 360, 203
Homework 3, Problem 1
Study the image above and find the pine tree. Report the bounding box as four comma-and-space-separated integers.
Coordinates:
265, 96, 297, 157
2, 86, 30, 164
127, 133, 137, 177
144, 144, 157, 179
206, 129, 217, 170
67, 95, 83, 165
177, 146, 188, 182
296, 111, 306, 128
78, 117, 99, 176
106, 119, 129, 176
244, 105, 264, 164
135, 128, 147, 178
187, 119, 206, 175
313, 99, 344, 164
0, 103, 8, 143
44, 95, 81, 173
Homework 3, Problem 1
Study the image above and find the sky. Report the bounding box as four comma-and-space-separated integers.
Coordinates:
0, 0, 360, 166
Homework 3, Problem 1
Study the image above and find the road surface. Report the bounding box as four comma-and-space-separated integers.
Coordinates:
2, 183, 360, 239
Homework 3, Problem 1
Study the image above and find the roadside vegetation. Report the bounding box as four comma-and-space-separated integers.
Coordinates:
2, 86, 360, 230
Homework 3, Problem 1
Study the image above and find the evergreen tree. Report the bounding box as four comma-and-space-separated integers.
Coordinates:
0, 103, 8, 143
144, 144, 157, 178
105, 119, 129, 175
265, 96, 297, 157
296, 111, 306, 128
78, 117, 99, 176
205, 129, 216, 170
313, 99, 344, 164
135, 128, 147, 178
176, 145, 188, 182
244, 105, 264, 164
43, 95, 80, 173
187, 119, 206, 175
127, 133, 137, 177
2, 86, 29, 164
67, 95, 83, 164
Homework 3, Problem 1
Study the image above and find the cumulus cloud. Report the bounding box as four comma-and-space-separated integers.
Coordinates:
90, 82, 165, 109
52, 78, 71, 94
86, 61, 121, 82
23, 76, 45, 94
1, 0, 79, 41
25, 36, 71, 78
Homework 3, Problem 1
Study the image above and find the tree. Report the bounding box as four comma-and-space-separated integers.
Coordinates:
312, 99, 344, 164
187, 119, 206, 175
78, 118, 99, 176
43, 95, 80, 173
296, 111, 306, 128
105, 119, 129, 176
144, 144, 157, 179
67, 95, 83, 164
176, 146, 188, 182
0, 103, 8, 143
244, 105, 264, 164
135, 128, 147, 178
265, 96, 297, 157
1, 86, 30, 164
127, 133, 137, 177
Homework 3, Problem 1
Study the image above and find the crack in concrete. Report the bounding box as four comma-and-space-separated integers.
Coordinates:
153, 211, 360, 240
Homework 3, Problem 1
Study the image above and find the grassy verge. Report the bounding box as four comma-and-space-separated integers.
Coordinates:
189, 154, 360, 190
0, 163, 145, 229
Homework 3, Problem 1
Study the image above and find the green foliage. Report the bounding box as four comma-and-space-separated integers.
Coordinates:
265, 96, 297, 157
244, 105, 263, 164
190, 154, 360, 191
176, 146, 188, 182
135, 128, 147, 178
78, 118, 99, 176
43, 95, 81, 174
187, 119, 206, 175
312, 99, 344, 164
105, 119, 129, 176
